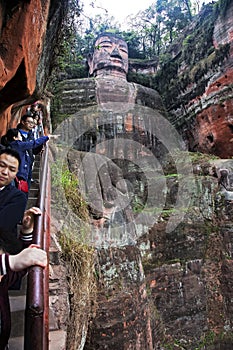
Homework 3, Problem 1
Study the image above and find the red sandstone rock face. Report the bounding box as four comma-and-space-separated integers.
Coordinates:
0, 1, 50, 132
196, 96, 233, 158
186, 5, 233, 159
192, 65, 233, 158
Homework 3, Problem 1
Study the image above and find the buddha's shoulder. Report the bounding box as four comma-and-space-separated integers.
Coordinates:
134, 83, 166, 112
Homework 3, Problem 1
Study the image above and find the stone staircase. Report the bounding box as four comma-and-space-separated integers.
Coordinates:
55, 77, 97, 115
8, 158, 40, 348
8, 155, 67, 349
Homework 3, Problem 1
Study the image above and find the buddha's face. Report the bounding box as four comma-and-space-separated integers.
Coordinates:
88, 35, 128, 76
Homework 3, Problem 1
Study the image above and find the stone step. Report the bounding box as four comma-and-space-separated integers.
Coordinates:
8, 336, 24, 350
33, 167, 40, 177
29, 188, 39, 196
9, 330, 67, 350
30, 182, 40, 190
10, 309, 25, 338
49, 330, 66, 350
9, 277, 27, 342
26, 197, 38, 208
9, 294, 63, 347
9, 295, 26, 312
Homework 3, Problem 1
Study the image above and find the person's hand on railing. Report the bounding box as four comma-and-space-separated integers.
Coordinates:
38, 134, 59, 155
22, 207, 42, 232
19, 207, 42, 244
8, 244, 47, 271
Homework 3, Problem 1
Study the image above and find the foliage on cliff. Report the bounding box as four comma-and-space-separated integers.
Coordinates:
127, 0, 231, 110
53, 0, 220, 80
53, 0, 230, 90
51, 159, 97, 349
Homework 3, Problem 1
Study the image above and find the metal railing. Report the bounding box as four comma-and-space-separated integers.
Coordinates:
24, 144, 50, 350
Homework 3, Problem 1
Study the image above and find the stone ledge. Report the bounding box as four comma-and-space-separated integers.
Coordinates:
49, 330, 66, 350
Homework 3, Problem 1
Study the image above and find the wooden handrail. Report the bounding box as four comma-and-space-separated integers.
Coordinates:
24, 144, 50, 350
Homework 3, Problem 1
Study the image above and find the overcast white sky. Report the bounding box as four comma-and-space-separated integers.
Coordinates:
83, 0, 156, 27
89, 0, 154, 21
83, 0, 212, 27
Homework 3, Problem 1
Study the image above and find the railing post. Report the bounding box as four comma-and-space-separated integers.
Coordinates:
43, 165, 51, 349
24, 145, 50, 350
24, 267, 45, 350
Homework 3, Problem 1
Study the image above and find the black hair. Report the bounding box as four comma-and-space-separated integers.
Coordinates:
20, 114, 34, 122
0, 147, 21, 167
1, 128, 19, 146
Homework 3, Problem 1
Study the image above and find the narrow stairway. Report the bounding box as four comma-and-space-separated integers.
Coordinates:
8, 156, 40, 349
8, 155, 66, 349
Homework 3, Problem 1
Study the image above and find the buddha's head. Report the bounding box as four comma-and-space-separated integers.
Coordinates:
88, 33, 128, 77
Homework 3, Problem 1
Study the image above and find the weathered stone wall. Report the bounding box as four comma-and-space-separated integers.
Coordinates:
52, 75, 166, 128
179, 3, 233, 158
53, 78, 97, 117
82, 157, 233, 350
0, 0, 67, 135
127, 2, 233, 159
53, 69, 233, 348
51, 15, 233, 341
1, 0, 233, 348
167, 3, 233, 159
0, 0, 49, 132
84, 246, 153, 350
139, 159, 233, 349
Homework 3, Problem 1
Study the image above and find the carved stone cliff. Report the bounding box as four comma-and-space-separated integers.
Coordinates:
0, 1, 233, 349
52, 71, 233, 349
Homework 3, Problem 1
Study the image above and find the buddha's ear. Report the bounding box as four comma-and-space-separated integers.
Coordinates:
87, 53, 94, 75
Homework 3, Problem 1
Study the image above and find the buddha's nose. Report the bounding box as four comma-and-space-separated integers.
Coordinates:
110, 47, 122, 59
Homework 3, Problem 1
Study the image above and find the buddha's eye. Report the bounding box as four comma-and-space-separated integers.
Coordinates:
119, 47, 128, 54
101, 44, 112, 49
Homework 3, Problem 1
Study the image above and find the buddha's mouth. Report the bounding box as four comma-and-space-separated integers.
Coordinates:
110, 58, 122, 63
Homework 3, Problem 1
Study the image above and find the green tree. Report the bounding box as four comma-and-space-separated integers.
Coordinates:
156, 0, 191, 44
127, 0, 194, 59
121, 31, 144, 59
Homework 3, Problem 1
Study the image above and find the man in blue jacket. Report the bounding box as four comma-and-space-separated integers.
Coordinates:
0, 148, 41, 254
17, 114, 44, 188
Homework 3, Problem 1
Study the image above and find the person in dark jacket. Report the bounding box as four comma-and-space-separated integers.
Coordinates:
0, 148, 47, 349
0, 148, 41, 254
1, 128, 49, 189
0, 244, 47, 349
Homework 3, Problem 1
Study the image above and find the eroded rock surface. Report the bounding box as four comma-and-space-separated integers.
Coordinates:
0, 0, 67, 134
167, 3, 233, 159
84, 157, 233, 350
